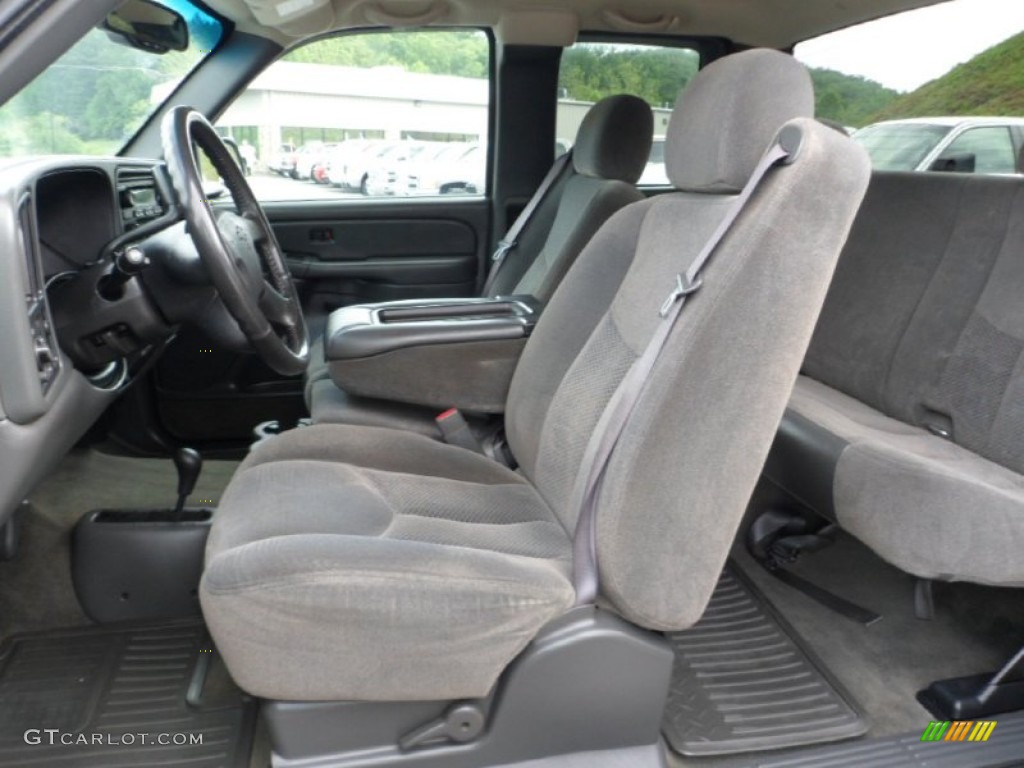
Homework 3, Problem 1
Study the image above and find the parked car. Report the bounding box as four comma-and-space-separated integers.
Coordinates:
331, 141, 401, 192
638, 136, 668, 185
439, 144, 486, 194
395, 141, 478, 196
853, 117, 1024, 174
321, 140, 379, 188
292, 142, 336, 180
316, 139, 368, 186
311, 161, 330, 184
363, 142, 442, 196
268, 142, 297, 176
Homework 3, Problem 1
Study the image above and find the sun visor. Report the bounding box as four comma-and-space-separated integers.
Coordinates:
497, 8, 578, 47
243, 0, 335, 35
358, 0, 452, 26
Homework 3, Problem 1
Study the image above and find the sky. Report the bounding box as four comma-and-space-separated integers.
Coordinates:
796, 0, 1024, 92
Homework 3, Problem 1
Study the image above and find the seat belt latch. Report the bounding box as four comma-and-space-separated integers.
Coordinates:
659, 273, 703, 317
492, 239, 516, 263
436, 408, 483, 453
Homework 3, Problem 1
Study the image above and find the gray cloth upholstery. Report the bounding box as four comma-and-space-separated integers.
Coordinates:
666, 49, 814, 193
571, 94, 653, 184
203, 425, 574, 701
785, 377, 1024, 586
767, 171, 1024, 585
305, 95, 651, 421
803, 172, 1024, 475
205, 49, 871, 701
511, 176, 647, 301
507, 119, 869, 630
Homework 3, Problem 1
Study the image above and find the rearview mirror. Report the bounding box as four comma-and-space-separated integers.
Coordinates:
929, 152, 976, 174
103, 0, 189, 54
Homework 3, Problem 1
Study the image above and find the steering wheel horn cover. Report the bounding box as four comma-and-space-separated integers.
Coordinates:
161, 106, 309, 376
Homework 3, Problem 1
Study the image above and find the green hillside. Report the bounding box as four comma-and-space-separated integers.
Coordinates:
810, 69, 900, 127
871, 31, 1024, 120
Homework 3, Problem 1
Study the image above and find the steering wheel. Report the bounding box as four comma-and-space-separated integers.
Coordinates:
161, 106, 309, 376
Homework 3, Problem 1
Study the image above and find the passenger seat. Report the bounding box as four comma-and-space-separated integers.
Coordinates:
306, 94, 654, 432
765, 171, 1024, 586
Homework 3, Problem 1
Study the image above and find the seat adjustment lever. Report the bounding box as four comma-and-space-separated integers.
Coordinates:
398, 702, 485, 751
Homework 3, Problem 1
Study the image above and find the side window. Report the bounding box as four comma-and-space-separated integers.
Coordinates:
795, 0, 1024, 175
556, 42, 700, 187
217, 29, 491, 201
939, 127, 1018, 175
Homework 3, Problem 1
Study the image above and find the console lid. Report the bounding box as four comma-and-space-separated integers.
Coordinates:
324, 296, 541, 413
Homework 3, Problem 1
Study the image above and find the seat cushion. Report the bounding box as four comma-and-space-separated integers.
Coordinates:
202, 424, 575, 702
778, 376, 1024, 586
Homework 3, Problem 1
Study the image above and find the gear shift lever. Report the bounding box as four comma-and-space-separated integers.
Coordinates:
172, 447, 202, 521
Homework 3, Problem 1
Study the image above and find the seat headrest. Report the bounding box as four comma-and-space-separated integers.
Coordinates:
667, 49, 814, 194
572, 94, 653, 184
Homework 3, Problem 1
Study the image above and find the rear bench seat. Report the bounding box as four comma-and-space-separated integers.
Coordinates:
764, 171, 1024, 586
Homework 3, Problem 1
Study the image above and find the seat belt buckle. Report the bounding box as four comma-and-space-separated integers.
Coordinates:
659, 273, 703, 317
436, 408, 484, 453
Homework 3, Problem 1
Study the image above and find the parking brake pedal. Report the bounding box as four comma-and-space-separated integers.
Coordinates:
399, 703, 486, 751
747, 509, 881, 626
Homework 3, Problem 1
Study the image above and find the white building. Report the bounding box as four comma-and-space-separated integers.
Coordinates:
157, 61, 671, 161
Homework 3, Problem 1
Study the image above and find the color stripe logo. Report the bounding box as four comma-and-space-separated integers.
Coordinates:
920, 721, 997, 742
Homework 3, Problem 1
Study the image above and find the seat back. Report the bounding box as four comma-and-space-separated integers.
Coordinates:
804, 170, 1024, 475
485, 94, 653, 299
505, 49, 871, 631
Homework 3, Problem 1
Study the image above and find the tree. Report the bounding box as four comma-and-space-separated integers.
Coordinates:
83, 70, 153, 140
0, 111, 86, 155
810, 68, 899, 127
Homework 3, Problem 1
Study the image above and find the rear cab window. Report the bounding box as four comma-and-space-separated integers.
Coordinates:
556, 41, 701, 188
218, 29, 491, 201
795, 0, 1024, 175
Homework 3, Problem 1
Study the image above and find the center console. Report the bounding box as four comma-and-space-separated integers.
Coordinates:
325, 296, 541, 413
71, 448, 212, 623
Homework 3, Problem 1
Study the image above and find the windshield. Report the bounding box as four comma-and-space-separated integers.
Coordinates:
852, 123, 952, 171
0, 0, 222, 158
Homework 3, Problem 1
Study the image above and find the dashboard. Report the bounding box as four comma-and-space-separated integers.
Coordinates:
0, 156, 184, 527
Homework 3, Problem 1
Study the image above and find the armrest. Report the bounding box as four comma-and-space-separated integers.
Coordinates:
325, 296, 541, 413
325, 297, 540, 360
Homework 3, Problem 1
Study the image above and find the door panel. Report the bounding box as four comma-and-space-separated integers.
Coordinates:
265, 198, 488, 325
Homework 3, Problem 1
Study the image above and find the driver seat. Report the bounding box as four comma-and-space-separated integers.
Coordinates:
201, 49, 870, 761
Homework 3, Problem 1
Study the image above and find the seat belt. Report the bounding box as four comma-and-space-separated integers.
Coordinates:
570, 130, 800, 605
482, 150, 573, 297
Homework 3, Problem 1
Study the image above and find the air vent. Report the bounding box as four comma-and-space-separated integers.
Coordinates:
18, 193, 41, 300
19, 193, 60, 394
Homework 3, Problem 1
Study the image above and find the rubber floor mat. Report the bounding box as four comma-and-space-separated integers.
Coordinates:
663, 565, 867, 756
0, 620, 256, 767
